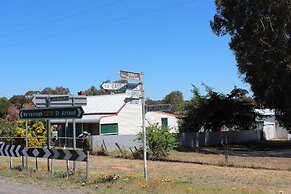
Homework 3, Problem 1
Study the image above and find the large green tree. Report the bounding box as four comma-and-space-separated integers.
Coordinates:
179, 85, 257, 132
211, 0, 291, 130
162, 91, 184, 114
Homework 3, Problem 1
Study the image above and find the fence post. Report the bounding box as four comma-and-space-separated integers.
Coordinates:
86, 151, 89, 180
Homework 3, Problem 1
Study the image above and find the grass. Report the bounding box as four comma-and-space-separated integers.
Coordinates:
1, 152, 291, 193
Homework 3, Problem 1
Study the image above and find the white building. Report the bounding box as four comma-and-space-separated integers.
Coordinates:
51, 93, 177, 144
256, 109, 290, 140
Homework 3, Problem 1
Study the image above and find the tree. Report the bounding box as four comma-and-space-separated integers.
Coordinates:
9, 95, 31, 109
0, 118, 17, 143
5, 106, 19, 125
162, 91, 184, 114
179, 85, 257, 132
211, 0, 291, 130
41, 87, 70, 95
0, 97, 11, 119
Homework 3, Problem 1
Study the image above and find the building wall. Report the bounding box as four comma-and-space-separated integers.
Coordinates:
117, 103, 143, 135
145, 112, 178, 133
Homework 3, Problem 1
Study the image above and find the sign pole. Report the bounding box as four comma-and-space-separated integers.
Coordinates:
25, 120, 28, 169
46, 96, 51, 173
72, 98, 77, 175
140, 72, 148, 182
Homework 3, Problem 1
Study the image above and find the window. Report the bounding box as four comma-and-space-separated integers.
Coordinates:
161, 118, 168, 128
101, 123, 118, 135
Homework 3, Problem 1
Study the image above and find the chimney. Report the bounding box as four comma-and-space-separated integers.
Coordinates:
78, 91, 86, 96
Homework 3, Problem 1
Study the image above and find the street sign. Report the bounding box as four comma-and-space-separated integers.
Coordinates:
145, 104, 172, 113
125, 90, 142, 98
119, 70, 141, 81
101, 83, 140, 91
32, 95, 87, 108
19, 106, 84, 119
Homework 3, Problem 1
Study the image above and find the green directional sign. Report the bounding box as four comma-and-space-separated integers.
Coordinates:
19, 106, 84, 119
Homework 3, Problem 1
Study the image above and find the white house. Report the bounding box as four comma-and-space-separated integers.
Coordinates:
256, 109, 290, 140
51, 93, 177, 145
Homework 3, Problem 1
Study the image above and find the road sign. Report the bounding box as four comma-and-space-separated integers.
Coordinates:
125, 90, 142, 98
19, 106, 84, 119
0, 143, 88, 162
119, 70, 141, 81
32, 95, 87, 108
145, 104, 172, 113
101, 83, 140, 91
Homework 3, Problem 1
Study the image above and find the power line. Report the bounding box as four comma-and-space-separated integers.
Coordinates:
0, 0, 123, 38
0, 0, 196, 48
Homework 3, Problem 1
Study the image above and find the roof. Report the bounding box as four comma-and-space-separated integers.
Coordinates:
83, 93, 127, 114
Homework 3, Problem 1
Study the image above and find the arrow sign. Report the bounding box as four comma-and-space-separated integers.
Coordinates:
19, 106, 84, 119
101, 83, 140, 91
145, 104, 172, 113
32, 95, 87, 108
119, 70, 142, 81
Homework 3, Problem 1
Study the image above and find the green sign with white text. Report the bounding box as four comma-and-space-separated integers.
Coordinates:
19, 106, 84, 119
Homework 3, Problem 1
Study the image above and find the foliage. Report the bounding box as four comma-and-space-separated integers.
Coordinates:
41, 87, 70, 95
16, 120, 47, 147
179, 85, 257, 132
5, 106, 19, 125
0, 118, 17, 143
0, 97, 11, 119
162, 91, 184, 114
137, 124, 176, 160
9, 95, 31, 109
211, 0, 291, 131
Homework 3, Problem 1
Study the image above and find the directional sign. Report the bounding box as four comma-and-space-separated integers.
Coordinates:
0, 144, 87, 162
145, 104, 172, 113
19, 106, 84, 120
101, 82, 140, 91
125, 90, 142, 98
32, 95, 87, 108
119, 70, 142, 81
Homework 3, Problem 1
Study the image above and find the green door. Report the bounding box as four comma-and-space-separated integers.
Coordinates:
161, 118, 168, 128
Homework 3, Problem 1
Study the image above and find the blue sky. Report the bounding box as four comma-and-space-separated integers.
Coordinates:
0, 0, 250, 100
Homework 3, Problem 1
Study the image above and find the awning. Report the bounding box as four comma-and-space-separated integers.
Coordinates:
50, 114, 111, 124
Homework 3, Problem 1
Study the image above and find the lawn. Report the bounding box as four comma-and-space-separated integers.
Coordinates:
1, 142, 291, 193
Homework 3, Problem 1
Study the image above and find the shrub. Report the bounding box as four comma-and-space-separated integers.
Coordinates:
137, 124, 176, 160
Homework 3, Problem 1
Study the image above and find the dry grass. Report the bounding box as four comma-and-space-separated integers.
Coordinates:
1, 152, 291, 194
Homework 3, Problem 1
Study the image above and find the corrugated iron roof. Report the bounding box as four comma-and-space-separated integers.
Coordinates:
83, 93, 127, 114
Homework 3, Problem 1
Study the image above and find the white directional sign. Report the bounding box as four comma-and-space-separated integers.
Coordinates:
145, 104, 172, 113
32, 95, 87, 108
125, 90, 142, 98
101, 83, 140, 91
119, 70, 142, 81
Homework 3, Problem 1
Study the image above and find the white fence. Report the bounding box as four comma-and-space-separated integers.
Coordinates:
90, 130, 263, 152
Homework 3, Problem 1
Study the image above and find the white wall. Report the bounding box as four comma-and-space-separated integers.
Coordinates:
145, 112, 178, 133
118, 103, 143, 135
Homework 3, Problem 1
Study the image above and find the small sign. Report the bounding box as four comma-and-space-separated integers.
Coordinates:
145, 104, 172, 113
119, 70, 141, 81
125, 90, 142, 98
101, 83, 140, 91
32, 95, 87, 108
19, 106, 84, 119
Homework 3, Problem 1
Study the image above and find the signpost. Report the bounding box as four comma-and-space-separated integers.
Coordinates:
101, 82, 140, 91
145, 104, 172, 113
19, 106, 84, 120
119, 70, 142, 81
118, 70, 148, 182
32, 95, 87, 108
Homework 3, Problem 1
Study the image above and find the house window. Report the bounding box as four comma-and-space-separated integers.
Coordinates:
101, 124, 118, 135
161, 118, 168, 128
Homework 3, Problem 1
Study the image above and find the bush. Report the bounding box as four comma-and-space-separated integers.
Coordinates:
137, 124, 176, 160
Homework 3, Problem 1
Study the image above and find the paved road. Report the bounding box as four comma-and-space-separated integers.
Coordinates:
0, 176, 91, 194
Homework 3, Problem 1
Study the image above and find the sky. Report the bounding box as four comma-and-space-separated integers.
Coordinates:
0, 0, 250, 100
